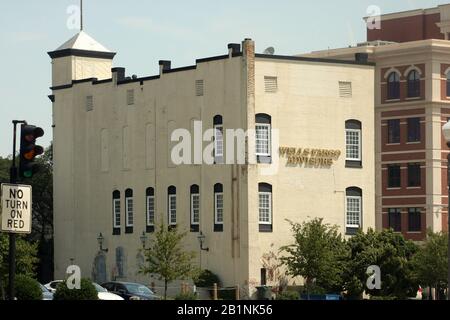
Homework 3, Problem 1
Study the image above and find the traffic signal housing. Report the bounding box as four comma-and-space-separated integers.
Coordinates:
19, 124, 44, 179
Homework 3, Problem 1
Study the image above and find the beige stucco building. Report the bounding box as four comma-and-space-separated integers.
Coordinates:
49, 31, 375, 296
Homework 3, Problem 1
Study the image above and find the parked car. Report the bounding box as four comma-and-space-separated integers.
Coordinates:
44, 280, 64, 293
93, 283, 124, 300
39, 283, 54, 300
101, 282, 160, 300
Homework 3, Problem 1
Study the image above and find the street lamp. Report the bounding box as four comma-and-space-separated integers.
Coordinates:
442, 121, 450, 300
97, 233, 108, 253
197, 231, 209, 252
140, 231, 148, 249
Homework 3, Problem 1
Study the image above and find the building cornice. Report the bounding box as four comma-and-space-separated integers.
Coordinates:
47, 48, 117, 59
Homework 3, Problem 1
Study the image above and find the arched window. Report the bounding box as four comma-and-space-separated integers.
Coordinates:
258, 183, 273, 232
387, 72, 400, 100
190, 185, 200, 232
255, 114, 272, 163
446, 73, 450, 98
168, 186, 177, 226
112, 190, 121, 235
214, 183, 224, 232
125, 189, 133, 233
407, 70, 420, 98
213, 115, 224, 164
345, 120, 362, 168
146, 187, 155, 233
346, 187, 362, 235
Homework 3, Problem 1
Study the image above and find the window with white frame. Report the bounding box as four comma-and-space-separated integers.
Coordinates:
147, 196, 155, 226
168, 186, 177, 226
256, 124, 271, 156
125, 190, 134, 227
215, 193, 224, 224
259, 192, 272, 224
191, 193, 200, 225
346, 195, 361, 228
214, 125, 224, 158
113, 199, 121, 228
346, 129, 361, 161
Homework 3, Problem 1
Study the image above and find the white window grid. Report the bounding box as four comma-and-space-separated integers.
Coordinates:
346, 129, 361, 161
169, 194, 177, 225
214, 125, 224, 158
214, 193, 224, 224
256, 124, 271, 157
259, 192, 272, 225
147, 196, 155, 226
113, 199, 121, 228
346, 196, 361, 228
191, 193, 200, 225
126, 197, 134, 227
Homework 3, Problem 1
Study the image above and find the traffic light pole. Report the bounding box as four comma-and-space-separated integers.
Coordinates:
8, 120, 26, 300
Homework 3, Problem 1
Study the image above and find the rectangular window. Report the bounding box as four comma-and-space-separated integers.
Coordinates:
127, 89, 134, 105
388, 119, 400, 144
169, 195, 177, 225
408, 164, 421, 187
214, 125, 224, 158
388, 165, 401, 188
346, 129, 361, 161
147, 196, 155, 226
113, 199, 121, 228
264, 76, 278, 93
259, 192, 272, 225
214, 193, 224, 224
339, 81, 352, 98
126, 197, 133, 227
408, 208, 421, 232
346, 196, 361, 228
388, 208, 402, 232
195, 80, 204, 97
86, 95, 93, 111
256, 124, 271, 157
407, 118, 421, 142
191, 194, 200, 225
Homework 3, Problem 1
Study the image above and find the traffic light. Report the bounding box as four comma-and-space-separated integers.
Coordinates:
19, 124, 44, 179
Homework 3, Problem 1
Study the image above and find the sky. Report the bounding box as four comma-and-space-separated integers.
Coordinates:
0, 0, 449, 157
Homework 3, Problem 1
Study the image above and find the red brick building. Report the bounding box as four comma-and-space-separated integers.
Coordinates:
304, 4, 450, 240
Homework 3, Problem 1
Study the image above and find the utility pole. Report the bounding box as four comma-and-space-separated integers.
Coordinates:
8, 120, 26, 300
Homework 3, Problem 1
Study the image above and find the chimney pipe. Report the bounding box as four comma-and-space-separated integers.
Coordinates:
112, 67, 126, 83
159, 60, 171, 75
228, 43, 241, 57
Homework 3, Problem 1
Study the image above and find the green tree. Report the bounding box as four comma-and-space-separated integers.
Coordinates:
411, 231, 448, 300
280, 218, 348, 295
140, 222, 198, 299
343, 228, 418, 300
0, 233, 39, 300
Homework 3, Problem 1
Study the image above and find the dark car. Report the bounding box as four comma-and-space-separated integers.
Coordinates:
101, 282, 160, 300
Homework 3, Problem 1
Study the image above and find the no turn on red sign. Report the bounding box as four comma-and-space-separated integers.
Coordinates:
1, 183, 32, 234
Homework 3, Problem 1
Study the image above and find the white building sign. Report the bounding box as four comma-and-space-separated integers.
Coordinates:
1, 184, 32, 234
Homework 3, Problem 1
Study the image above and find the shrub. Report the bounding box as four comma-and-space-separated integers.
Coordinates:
276, 291, 299, 300
53, 278, 98, 300
14, 275, 42, 300
194, 270, 221, 288
175, 292, 198, 300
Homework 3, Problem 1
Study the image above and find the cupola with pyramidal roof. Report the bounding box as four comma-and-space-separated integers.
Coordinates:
48, 31, 116, 87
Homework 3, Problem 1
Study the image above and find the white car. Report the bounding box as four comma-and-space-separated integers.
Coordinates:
94, 283, 124, 301
45, 280, 123, 300
44, 280, 64, 293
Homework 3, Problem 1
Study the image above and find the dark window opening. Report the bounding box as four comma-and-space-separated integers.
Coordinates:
407, 70, 420, 98
388, 119, 400, 144
387, 72, 400, 100
408, 208, 422, 232
388, 208, 402, 232
408, 164, 421, 187
407, 118, 421, 143
388, 165, 401, 188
